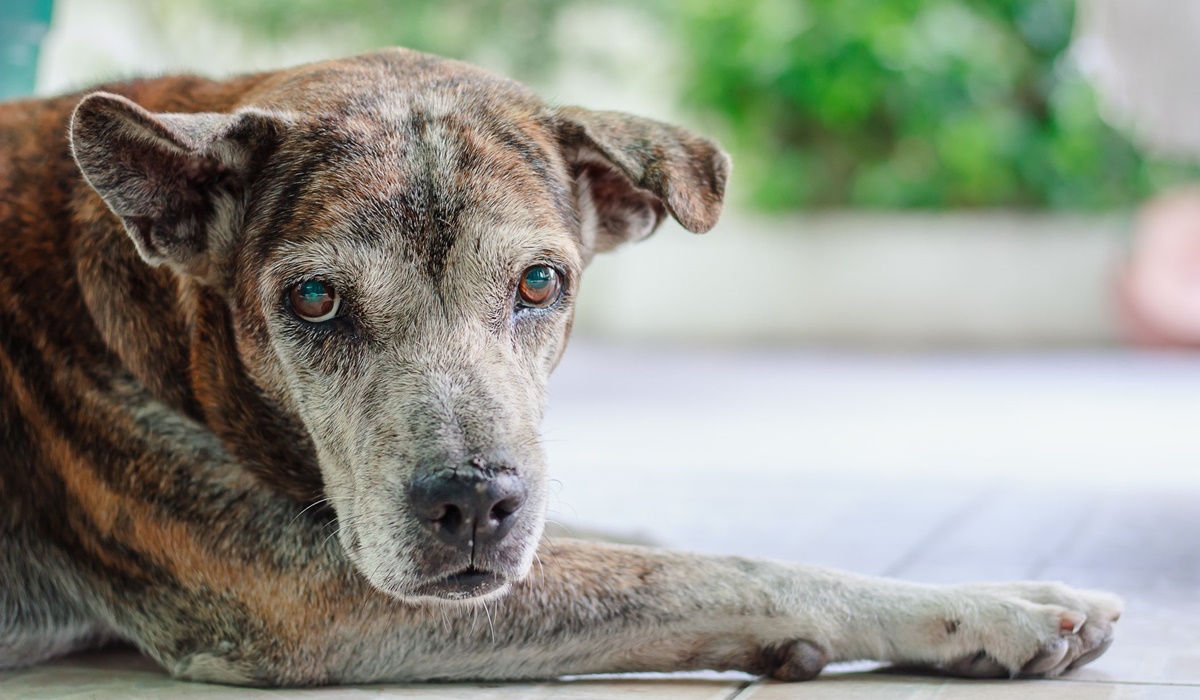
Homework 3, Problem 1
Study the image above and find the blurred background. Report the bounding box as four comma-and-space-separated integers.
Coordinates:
3, 1, 1199, 691
7, 0, 1200, 349
2, 2, 1196, 497
2, 0, 1197, 502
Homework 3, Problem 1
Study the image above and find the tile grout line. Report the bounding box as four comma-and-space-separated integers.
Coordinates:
725, 676, 1200, 697
724, 678, 760, 699
1044, 677, 1200, 688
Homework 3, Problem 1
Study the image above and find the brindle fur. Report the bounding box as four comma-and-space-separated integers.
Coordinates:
0, 49, 1121, 685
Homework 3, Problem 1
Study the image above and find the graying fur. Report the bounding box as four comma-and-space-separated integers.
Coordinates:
0, 49, 1121, 685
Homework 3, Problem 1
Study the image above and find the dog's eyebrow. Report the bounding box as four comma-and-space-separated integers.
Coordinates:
400, 109, 573, 279
245, 103, 576, 284
244, 125, 363, 269
367, 119, 572, 278
469, 116, 570, 217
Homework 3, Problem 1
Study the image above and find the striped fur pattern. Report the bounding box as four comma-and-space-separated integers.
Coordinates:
1, 49, 1120, 685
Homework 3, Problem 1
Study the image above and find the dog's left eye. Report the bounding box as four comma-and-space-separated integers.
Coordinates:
290, 280, 341, 322
517, 265, 562, 309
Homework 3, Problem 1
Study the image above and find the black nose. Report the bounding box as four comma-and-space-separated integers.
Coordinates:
407, 466, 527, 550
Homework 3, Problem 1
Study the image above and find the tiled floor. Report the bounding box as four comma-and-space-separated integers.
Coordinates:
3, 344, 1198, 698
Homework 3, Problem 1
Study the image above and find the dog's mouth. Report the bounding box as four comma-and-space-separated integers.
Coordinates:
409, 566, 508, 601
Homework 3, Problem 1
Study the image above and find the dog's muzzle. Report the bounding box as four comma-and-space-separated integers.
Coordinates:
405, 460, 529, 599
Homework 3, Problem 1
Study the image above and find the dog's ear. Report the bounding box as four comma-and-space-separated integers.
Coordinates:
70, 92, 285, 278
554, 107, 731, 256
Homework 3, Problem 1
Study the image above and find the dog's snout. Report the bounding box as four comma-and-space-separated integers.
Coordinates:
408, 466, 527, 550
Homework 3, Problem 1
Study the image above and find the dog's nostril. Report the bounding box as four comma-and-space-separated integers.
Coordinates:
434, 504, 464, 532
489, 497, 521, 523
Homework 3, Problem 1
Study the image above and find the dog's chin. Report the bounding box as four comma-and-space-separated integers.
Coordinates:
342, 519, 540, 605
352, 556, 516, 605
405, 567, 512, 603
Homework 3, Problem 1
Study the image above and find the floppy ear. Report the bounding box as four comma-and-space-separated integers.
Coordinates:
554, 106, 731, 256
70, 92, 285, 277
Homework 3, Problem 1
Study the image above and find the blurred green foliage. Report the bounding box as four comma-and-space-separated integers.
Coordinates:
202, 0, 1198, 211
200, 0, 567, 81
671, 0, 1199, 210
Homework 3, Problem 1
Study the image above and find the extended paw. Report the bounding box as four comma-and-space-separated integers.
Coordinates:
938, 582, 1122, 679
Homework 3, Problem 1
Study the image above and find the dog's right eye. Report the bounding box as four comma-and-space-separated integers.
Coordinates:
290, 280, 340, 322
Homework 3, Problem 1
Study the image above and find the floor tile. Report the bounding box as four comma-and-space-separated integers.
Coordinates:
0, 650, 746, 700
740, 675, 1195, 699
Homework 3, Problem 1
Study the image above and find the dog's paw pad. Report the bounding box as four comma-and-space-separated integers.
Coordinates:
1021, 637, 1070, 675
763, 639, 828, 682
941, 651, 1011, 679
1067, 636, 1113, 671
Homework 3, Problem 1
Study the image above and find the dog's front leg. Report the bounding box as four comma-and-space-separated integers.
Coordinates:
373, 540, 1121, 682
153, 539, 1120, 685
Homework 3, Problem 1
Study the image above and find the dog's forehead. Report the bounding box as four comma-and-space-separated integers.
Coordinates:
250, 79, 579, 283
244, 76, 587, 332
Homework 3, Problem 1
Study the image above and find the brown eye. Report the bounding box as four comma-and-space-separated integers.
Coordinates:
517, 265, 561, 308
290, 280, 340, 322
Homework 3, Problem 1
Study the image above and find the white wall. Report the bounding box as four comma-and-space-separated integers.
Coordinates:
574, 213, 1129, 347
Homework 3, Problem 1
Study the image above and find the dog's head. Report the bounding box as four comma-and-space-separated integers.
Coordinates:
69, 49, 728, 603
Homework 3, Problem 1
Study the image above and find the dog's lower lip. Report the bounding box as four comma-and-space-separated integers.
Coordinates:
412, 567, 505, 600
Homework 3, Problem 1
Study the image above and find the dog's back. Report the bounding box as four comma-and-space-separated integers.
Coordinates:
1, 88, 106, 664
0, 75, 261, 666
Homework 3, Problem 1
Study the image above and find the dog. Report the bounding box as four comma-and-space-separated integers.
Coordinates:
0, 48, 1121, 686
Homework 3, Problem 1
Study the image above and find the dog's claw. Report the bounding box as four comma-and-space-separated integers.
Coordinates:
1066, 636, 1113, 671
1021, 637, 1070, 675
1060, 611, 1087, 634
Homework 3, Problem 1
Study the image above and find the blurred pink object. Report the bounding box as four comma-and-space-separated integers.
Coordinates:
1075, 4, 1200, 348
1120, 187, 1200, 347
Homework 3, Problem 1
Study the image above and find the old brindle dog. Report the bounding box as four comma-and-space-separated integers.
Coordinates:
0, 49, 1120, 685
